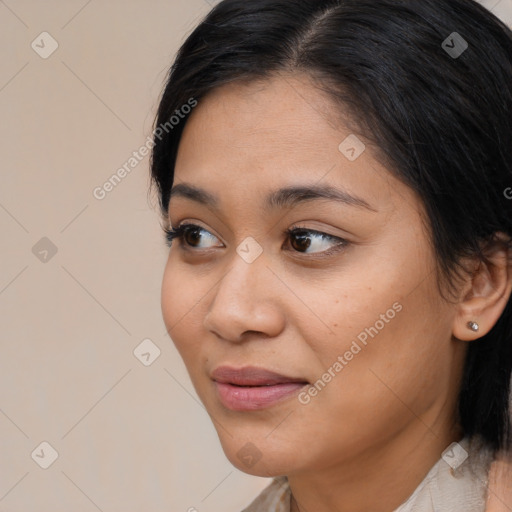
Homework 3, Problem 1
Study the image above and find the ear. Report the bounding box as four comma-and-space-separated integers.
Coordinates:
452, 233, 512, 341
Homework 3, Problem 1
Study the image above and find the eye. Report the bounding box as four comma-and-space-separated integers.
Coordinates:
164, 223, 221, 250
284, 226, 348, 256
164, 223, 348, 257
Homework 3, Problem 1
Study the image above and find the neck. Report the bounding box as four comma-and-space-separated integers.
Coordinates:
288, 417, 463, 512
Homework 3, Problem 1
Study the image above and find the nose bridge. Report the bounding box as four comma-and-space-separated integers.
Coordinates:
204, 243, 284, 341
214, 243, 267, 311
217, 230, 267, 289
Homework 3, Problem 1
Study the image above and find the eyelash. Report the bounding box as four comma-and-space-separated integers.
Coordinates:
164, 223, 348, 258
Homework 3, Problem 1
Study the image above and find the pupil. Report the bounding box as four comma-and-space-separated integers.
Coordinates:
293, 231, 311, 252
186, 228, 201, 246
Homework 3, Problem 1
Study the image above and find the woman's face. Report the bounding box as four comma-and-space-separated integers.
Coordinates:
161, 73, 466, 477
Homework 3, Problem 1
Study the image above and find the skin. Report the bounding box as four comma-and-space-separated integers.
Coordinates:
160, 72, 512, 512
485, 454, 512, 512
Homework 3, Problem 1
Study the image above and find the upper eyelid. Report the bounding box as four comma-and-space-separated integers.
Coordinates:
178, 222, 223, 242
288, 225, 342, 238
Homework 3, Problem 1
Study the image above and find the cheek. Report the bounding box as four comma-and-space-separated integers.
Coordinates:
306, 276, 452, 425
161, 257, 206, 360
296, 240, 452, 405
290, 261, 410, 368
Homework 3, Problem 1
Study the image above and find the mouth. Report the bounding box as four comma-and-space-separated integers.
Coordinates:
211, 365, 309, 411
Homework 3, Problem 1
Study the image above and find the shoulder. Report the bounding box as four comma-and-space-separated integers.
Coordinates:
395, 435, 495, 512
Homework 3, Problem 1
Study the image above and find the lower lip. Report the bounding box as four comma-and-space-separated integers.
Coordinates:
214, 381, 307, 411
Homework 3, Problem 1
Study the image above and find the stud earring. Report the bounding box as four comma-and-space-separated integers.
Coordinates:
467, 321, 479, 332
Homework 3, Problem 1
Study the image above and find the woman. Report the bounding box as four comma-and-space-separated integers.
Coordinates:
149, 0, 512, 510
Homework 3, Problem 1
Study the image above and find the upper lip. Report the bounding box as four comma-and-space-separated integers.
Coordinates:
211, 365, 309, 386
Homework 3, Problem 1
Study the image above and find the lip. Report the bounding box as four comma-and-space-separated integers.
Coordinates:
211, 365, 309, 411
211, 365, 308, 386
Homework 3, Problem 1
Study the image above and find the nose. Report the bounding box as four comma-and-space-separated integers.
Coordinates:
203, 251, 286, 343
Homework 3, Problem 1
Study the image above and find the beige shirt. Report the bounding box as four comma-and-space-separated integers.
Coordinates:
241, 436, 494, 512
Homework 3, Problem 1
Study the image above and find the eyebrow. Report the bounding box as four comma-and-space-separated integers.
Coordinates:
169, 182, 377, 213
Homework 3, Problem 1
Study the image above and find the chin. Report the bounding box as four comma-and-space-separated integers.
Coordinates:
215, 432, 300, 477
228, 452, 291, 478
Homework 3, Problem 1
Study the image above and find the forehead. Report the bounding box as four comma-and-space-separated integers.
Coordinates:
173, 73, 417, 217
177, 73, 355, 167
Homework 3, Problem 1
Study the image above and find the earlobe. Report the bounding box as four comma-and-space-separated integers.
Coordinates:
453, 317, 482, 342
466, 321, 479, 333
452, 234, 512, 342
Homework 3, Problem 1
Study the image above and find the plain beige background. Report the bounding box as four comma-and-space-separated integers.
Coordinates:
1, 1, 511, 511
